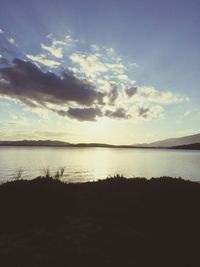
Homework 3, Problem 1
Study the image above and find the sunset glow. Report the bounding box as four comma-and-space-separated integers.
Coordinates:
0, 0, 200, 144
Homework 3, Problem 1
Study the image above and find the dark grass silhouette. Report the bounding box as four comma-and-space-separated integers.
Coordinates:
0, 176, 200, 267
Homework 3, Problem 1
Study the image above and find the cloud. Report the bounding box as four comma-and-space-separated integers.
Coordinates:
0, 30, 189, 124
70, 50, 127, 84
105, 108, 131, 119
0, 58, 104, 108
39, 34, 77, 60
52, 107, 102, 121
0, 58, 186, 122
40, 34, 76, 59
122, 86, 188, 107
50, 103, 164, 122
0, 55, 8, 65
69, 45, 187, 110
41, 44, 64, 59
125, 86, 138, 97
7, 37, 15, 45
66, 107, 102, 121
107, 84, 119, 104
132, 105, 164, 120
70, 53, 108, 79
137, 107, 150, 118
136, 86, 188, 104
26, 54, 60, 68
117, 74, 129, 81
26, 34, 77, 70
183, 108, 200, 118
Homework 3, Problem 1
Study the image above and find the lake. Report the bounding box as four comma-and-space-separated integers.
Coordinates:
0, 146, 200, 183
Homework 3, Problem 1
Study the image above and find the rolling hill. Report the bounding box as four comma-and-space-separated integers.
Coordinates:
140, 133, 200, 148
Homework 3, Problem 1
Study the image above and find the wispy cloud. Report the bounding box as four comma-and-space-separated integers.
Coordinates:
105, 108, 131, 119
41, 34, 77, 58
7, 37, 15, 45
53, 106, 103, 121
26, 54, 60, 68
134, 86, 189, 105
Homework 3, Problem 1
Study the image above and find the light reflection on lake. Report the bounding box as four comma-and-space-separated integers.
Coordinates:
0, 146, 200, 182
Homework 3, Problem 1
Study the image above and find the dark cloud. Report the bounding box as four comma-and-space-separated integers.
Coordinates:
105, 108, 130, 119
53, 107, 103, 121
108, 84, 118, 104
0, 58, 105, 107
125, 86, 137, 97
137, 107, 150, 118
0, 56, 8, 65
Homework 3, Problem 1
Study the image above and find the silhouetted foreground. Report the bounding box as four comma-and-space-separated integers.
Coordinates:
0, 176, 200, 267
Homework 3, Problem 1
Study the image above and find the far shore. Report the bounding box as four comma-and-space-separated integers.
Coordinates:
0, 140, 200, 149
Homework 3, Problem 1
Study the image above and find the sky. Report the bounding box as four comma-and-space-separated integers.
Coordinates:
0, 0, 200, 144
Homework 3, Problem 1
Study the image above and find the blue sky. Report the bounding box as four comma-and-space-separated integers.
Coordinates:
0, 0, 200, 144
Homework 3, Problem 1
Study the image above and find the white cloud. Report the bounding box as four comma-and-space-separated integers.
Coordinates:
90, 44, 100, 52
70, 48, 129, 90
70, 53, 108, 79
41, 34, 77, 58
26, 54, 60, 68
106, 47, 115, 56
68, 44, 188, 122
7, 37, 15, 45
183, 108, 200, 117
130, 105, 164, 120
25, 33, 78, 71
41, 43, 64, 58
133, 86, 189, 105
106, 63, 126, 73
117, 74, 129, 81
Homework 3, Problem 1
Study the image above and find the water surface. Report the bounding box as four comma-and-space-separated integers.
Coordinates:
0, 146, 200, 182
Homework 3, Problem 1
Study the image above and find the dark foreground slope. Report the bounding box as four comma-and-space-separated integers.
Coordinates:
0, 176, 200, 267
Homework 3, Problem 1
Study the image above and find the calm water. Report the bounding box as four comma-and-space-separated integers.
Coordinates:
0, 146, 200, 183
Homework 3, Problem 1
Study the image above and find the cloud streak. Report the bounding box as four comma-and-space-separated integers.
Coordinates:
41, 34, 76, 59
53, 107, 103, 121
26, 54, 60, 68
105, 108, 130, 119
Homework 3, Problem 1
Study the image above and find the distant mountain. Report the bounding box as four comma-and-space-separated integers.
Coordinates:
0, 140, 71, 146
146, 133, 200, 147
1, 134, 200, 149
0, 140, 137, 148
170, 143, 200, 150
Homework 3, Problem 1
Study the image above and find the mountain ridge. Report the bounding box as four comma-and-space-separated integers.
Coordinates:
148, 133, 200, 147
134, 133, 200, 147
0, 132, 200, 149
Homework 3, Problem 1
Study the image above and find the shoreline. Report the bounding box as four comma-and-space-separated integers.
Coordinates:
0, 144, 200, 150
